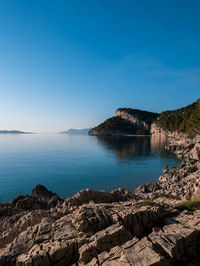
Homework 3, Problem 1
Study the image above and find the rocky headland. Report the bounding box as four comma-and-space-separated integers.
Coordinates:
1, 99, 200, 265
89, 99, 200, 137
88, 109, 159, 136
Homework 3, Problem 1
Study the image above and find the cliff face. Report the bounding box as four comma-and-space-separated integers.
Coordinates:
115, 108, 159, 130
89, 108, 159, 136
150, 123, 169, 137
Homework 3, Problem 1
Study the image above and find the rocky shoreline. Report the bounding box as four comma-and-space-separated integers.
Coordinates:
0, 132, 200, 265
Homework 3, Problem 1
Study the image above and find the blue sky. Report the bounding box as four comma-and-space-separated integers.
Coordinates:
0, 0, 200, 132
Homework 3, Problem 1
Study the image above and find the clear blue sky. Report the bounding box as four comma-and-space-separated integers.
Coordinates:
0, 0, 199, 132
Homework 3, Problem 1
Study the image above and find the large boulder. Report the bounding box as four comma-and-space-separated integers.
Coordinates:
31, 184, 57, 201
98, 237, 169, 266
135, 182, 160, 194
79, 223, 132, 264
190, 144, 200, 160
97, 223, 200, 266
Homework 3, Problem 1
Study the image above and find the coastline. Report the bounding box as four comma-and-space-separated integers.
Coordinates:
0, 132, 200, 265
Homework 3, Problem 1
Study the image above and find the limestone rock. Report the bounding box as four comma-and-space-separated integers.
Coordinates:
135, 182, 160, 194
79, 223, 132, 264
98, 237, 169, 266
31, 184, 57, 201
64, 188, 135, 207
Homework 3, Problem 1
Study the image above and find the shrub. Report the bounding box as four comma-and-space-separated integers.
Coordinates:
178, 200, 200, 211
141, 200, 156, 206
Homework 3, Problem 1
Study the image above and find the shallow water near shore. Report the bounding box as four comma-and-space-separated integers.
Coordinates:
0, 134, 180, 202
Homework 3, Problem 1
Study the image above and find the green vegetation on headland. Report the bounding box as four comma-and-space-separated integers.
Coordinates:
154, 99, 200, 134
88, 116, 150, 135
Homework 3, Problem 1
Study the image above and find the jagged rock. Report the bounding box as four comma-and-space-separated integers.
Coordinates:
148, 223, 200, 263
64, 188, 135, 207
190, 144, 200, 160
15, 196, 46, 210
135, 182, 160, 194
0, 200, 164, 266
98, 237, 169, 266
31, 184, 57, 201
96, 221, 200, 266
118, 206, 164, 236
72, 205, 113, 234
163, 165, 169, 174
79, 223, 132, 264
16, 240, 79, 266
0, 211, 47, 249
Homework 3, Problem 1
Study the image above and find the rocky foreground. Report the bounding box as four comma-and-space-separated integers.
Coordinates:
0, 135, 200, 265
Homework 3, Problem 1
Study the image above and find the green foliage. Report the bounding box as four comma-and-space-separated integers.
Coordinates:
154, 99, 200, 134
188, 133, 196, 139
178, 200, 200, 211
90, 116, 149, 134
141, 200, 156, 206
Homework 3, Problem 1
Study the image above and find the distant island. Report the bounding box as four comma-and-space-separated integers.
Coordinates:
60, 128, 92, 135
0, 130, 33, 134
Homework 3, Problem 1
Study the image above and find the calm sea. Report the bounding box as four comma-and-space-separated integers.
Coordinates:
0, 134, 180, 202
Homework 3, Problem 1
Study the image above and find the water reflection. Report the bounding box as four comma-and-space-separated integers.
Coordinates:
96, 135, 170, 161
150, 134, 168, 153
0, 134, 180, 202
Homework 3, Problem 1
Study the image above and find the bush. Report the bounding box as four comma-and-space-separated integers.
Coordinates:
178, 200, 200, 211
141, 200, 156, 206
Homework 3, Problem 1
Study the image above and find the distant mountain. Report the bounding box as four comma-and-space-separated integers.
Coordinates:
60, 128, 91, 135
0, 130, 33, 134
89, 108, 159, 136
